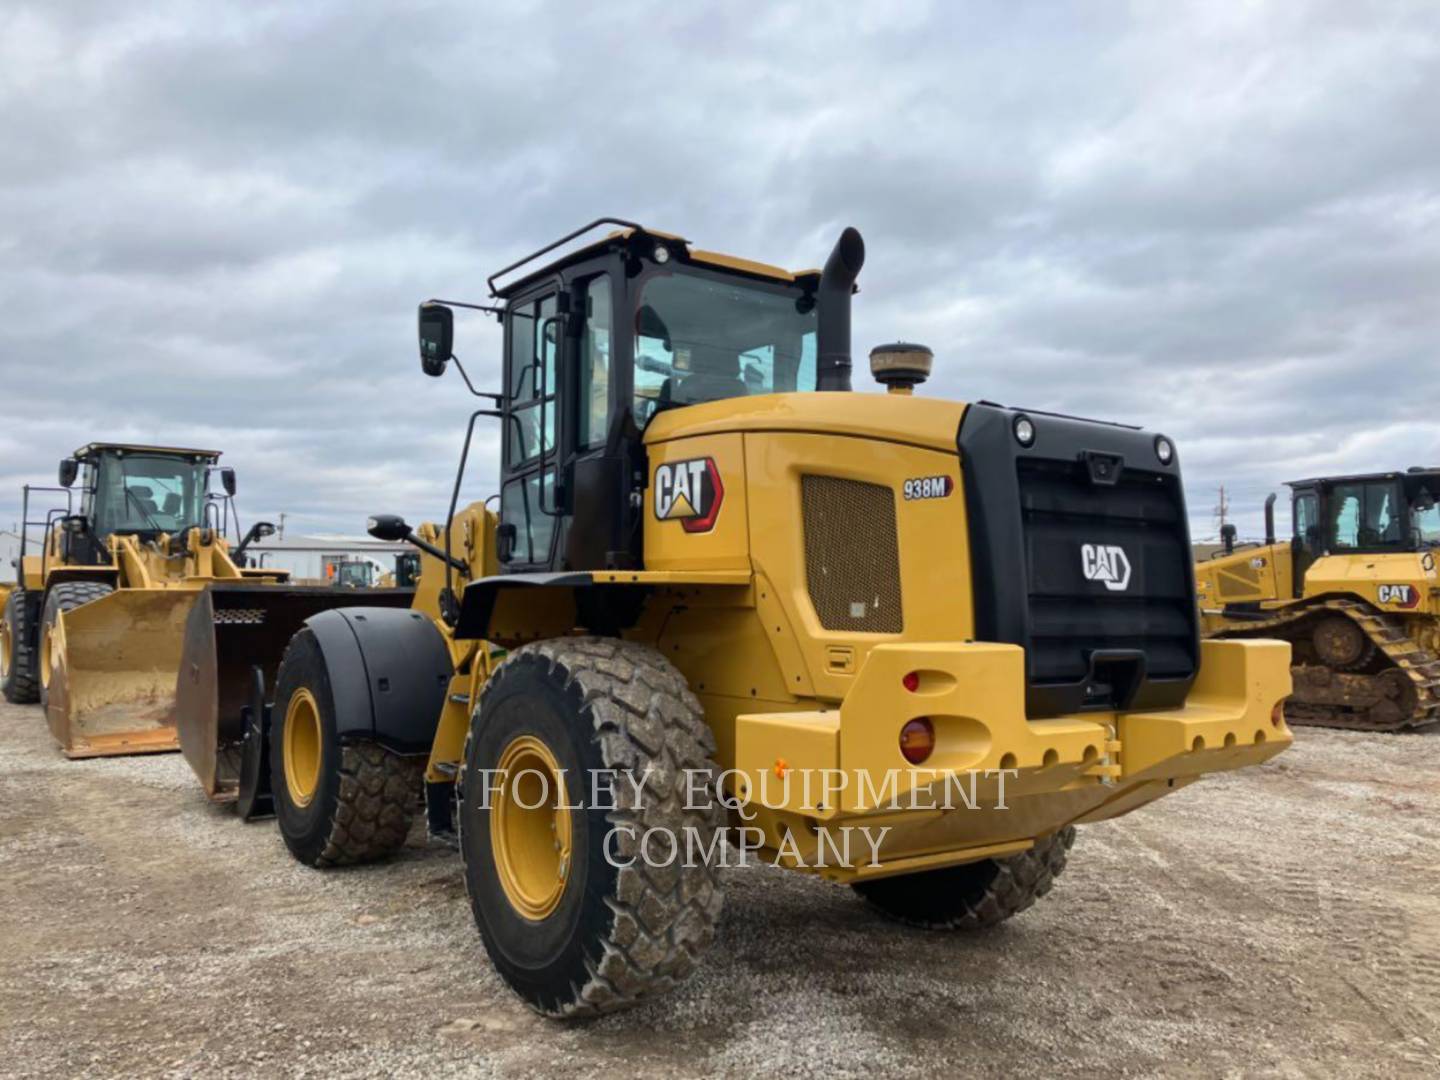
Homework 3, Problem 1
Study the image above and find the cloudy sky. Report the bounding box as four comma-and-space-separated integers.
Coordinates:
2, 0, 1436, 547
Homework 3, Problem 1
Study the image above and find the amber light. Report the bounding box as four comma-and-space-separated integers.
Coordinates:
899, 718, 935, 764
902, 671, 920, 693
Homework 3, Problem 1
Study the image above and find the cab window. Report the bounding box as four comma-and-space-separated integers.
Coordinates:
1329, 481, 1403, 549
579, 277, 612, 448
632, 270, 817, 426
507, 294, 558, 463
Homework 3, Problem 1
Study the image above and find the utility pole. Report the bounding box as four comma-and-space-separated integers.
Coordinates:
1212, 486, 1230, 538
279, 512, 287, 540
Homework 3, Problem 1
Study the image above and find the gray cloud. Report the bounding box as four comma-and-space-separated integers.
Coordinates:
2, 0, 1437, 549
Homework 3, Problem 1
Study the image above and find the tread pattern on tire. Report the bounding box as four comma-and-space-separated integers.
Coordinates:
855, 826, 1076, 930
312, 742, 424, 867
40, 581, 116, 706
461, 636, 726, 1018
2, 588, 39, 704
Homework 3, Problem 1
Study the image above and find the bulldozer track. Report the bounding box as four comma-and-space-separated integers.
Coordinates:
1215, 598, 1440, 732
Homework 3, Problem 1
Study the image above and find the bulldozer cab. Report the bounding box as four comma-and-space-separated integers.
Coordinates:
1287, 469, 1440, 591
418, 220, 848, 576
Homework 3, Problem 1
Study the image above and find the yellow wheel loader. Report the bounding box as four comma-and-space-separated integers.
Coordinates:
1, 444, 291, 755
1196, 470, 1440, 731
181, 220, 1292, 1018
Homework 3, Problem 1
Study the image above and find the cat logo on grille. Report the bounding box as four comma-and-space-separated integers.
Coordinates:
1081, 543, 1131, 591
654, 457, 724, 533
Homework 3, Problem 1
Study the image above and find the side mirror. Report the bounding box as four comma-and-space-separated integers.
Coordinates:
58, 458, 79, 488
220, 468, 237, 496
367, 514, 412, 542
252, 521, 276, 540
419, 304, 453, 377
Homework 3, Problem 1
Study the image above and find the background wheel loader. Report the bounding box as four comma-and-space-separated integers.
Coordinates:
1, 443, 410, 759
177, 220, 1292, 1018
1196, 469, 1440, 731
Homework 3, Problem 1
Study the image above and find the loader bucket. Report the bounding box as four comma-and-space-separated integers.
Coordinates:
174, 583, 415, 801
46, 589, 199, 759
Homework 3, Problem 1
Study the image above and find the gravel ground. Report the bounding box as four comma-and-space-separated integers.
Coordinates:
2, 698, 1438, 1079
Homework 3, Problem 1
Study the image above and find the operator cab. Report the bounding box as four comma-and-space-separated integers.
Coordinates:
1287, 468, 1440, 593
56, 443, 227, 560
417, 220, 862, 575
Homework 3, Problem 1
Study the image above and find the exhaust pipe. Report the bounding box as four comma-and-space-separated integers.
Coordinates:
1264, 493, 1277, 545
816, 227, 866, 392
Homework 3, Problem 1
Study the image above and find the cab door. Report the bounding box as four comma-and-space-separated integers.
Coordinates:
498, 288, 561, 570
1292, 489, 1320, 596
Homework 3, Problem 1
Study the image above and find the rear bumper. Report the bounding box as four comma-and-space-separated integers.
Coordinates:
733, 638, 1291, 881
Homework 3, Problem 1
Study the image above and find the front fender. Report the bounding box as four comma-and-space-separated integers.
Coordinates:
300, 607, 453, 753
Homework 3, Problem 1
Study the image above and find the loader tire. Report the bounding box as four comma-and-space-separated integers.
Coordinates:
458, 637, 726, 1018
853, 826, 1076, 930
38, 581, 115, 708
2, 588, 39, 704
269, 628, 424, 867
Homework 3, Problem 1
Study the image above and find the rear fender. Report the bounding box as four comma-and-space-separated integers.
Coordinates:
300, 607, 452, 754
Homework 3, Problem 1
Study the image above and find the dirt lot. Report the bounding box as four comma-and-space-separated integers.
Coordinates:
2, 700, 1438, 1079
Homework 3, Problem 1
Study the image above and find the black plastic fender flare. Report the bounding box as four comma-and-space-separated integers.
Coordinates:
295, 607, 453, 754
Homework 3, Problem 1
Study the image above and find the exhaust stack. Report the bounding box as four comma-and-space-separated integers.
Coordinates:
816, 227, 865, 392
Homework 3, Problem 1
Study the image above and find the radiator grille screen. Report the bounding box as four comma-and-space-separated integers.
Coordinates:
801, 475, 903, 633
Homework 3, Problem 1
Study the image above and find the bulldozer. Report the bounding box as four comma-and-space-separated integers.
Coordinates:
1196, 469, 1440, 731
0, 443, 294, 755
176, 220, 1292, 1017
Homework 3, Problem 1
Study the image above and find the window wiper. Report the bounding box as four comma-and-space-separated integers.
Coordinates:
117, 459, 163, 533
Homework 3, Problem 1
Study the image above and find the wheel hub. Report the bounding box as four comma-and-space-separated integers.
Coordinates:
39, 615, 65, 692
283, 688, 323, 808
491, 735, 573, 921
1312, 616, 1371, 669
0, 618, 11, 681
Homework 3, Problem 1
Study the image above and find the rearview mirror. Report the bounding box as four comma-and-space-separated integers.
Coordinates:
58, 458, 78, 488
367, 514, 412, 542
220, 468, 237, 496
419, 303, 454, 377
252, 521, 276, 540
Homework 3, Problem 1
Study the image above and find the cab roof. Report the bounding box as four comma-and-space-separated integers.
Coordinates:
73, 442, 222, 461
490, 218, 821, 300
1288, 467, 1440, 488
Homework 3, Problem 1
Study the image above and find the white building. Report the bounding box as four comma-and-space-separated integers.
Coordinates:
243, 534, 411, 583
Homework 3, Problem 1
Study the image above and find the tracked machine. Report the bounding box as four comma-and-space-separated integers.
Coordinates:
185, 220, 1292, 1017
1197, 470, 1440, 731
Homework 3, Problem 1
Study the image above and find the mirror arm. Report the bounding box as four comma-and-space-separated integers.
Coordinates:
449, 354, 503, 403
427, 297, 504, 318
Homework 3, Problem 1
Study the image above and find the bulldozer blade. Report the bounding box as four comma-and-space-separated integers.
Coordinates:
46, 590, 199, 759
175, 583, 414, 802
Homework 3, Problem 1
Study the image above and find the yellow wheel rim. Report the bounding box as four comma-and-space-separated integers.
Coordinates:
40, 614, 64, 692
283, 688, 324, 808
0, 618, 11, 681
491, 735, 573, 921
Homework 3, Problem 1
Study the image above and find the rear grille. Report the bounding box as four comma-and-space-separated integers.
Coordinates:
801, 475, 903, 633
958, 403, 1199, 718
1018, 458, 1195, 690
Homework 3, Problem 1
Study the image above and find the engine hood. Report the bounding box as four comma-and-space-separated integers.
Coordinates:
642, 392, 968, 454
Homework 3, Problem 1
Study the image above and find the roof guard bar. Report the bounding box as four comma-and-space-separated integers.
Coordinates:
487, 217, 653, 297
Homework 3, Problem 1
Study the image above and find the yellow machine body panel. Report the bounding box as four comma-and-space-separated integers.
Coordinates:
620, 397, 1293, 882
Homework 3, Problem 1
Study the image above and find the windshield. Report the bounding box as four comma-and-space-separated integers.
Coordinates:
335, 562, 374, 587
92, 453, 209, 536
633, 270, 817, 426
